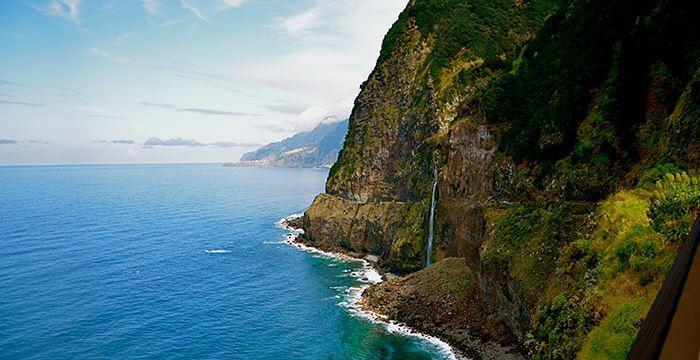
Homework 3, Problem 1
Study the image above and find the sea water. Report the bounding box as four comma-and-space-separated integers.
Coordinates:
0, 164, 451, 359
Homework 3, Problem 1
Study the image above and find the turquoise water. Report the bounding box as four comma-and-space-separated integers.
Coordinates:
0, 164, 449, 359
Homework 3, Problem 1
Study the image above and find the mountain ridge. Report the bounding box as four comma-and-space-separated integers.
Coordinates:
225, 119, 348, 168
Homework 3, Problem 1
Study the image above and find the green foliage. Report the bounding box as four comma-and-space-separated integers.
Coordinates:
480, 0, 699, 202
484, 201, 593, 306
638, 163, 682, 187
579, 299, 645, 360
613, 226, 665, 286
483, 0, 638, 161
528, 293, 590, 359
377, 0, 559, 85
521, 177, 696, 358
391, 199, 431, 273
649, 171, 700, 242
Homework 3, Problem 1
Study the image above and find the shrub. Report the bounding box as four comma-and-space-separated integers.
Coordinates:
650, 171, 700, 242
579, 299, 644, 360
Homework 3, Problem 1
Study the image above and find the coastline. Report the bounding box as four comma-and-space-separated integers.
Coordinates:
276, 214, 461, 360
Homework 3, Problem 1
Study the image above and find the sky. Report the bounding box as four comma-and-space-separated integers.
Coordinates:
0, 0, 407, 165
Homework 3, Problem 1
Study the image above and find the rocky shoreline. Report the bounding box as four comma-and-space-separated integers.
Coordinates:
280, 215, 462, 359
283, 215, 522, 359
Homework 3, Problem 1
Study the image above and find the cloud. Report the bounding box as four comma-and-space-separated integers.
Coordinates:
76, 105, 129, 119
257, 98, 354, 134
209, 141, 260, 148
143, 137, 260, 148
94, 139, 136, 144
168, 68, 257, 97
0, 80, 21, 87
140, 0, 158, 14
181, 0, 209, 22
0, 139, 54, 145
220, 0, 245, 8
90, 48, 131, 64
0, 99, 45, 107
263, 103, 308, 115
234, 0, 407, 131
114, 21, 186, 47
144, 137, 205, 147
140, 101, 260, 117
37, 0, 81, 24
278, 8, 323, 39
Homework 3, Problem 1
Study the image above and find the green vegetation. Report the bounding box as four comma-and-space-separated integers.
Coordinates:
483, 201, 594, 306
516, 169, 699, 359
579, 299, 645, 360
637, 163, 682, 187
480, 0, 699, 201
527, 292, 590, 359
391, 199, 432, 273
480, 157, 696, 359
649, 172, 700, 242
378, 0, 559, 85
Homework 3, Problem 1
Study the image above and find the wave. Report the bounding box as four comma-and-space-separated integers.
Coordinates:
204, 249, 231, 254
276, 214, 459, 360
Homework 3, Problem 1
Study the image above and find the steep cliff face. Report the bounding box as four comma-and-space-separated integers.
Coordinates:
302, 0, 561, 273
301, 0, 699, 357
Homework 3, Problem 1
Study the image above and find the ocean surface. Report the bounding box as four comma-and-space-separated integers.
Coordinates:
0, 164, 451, 359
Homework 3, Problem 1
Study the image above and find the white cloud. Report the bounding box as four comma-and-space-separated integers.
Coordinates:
181, 0, 209, 22
278, 8, 322, 39
220, 0, 245, 9
140, 0, 158, 14
139, 101, 259, 117
76, 105, 128, 119
259, 97, 354, 133
90, 48, 131, 64
40, 0, 81, 23
235, 0, 407, 132
143, 137, 260, 148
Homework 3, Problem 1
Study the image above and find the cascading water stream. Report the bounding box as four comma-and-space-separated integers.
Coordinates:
425, 176, 438, 267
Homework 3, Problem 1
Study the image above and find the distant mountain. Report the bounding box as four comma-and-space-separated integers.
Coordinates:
225, 119, 348, 168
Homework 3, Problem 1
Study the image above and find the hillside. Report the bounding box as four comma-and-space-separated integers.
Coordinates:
226, 119, 348, 168
296, 0, 700, 358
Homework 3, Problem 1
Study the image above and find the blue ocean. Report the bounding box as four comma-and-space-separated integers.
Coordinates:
0, 164, 451, 359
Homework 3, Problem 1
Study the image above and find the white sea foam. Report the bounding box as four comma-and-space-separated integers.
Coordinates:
204, 249, 231, 254
276, 214, 461, 360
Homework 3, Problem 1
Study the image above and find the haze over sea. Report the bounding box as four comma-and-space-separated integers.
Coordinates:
0, 164, 449, 359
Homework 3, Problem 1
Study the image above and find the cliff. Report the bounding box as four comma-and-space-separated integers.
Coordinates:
227, 119, 348, 168
299, 0, 700, 357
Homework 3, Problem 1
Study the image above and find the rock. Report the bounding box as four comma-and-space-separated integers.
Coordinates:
362, 258, 524, 359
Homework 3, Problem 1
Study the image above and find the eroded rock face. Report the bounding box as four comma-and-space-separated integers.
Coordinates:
325, 21, 438, 203
477, 261, 529, 342
300, 194, 428, 273
438, 118, 495, 265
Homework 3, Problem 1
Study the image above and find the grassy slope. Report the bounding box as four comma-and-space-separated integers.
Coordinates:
488, 170, 699, 359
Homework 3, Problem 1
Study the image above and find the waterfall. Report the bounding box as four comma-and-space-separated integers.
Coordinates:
425, 177, 438, 267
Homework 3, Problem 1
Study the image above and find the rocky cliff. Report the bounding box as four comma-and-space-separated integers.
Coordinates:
299, 0, 699, 357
